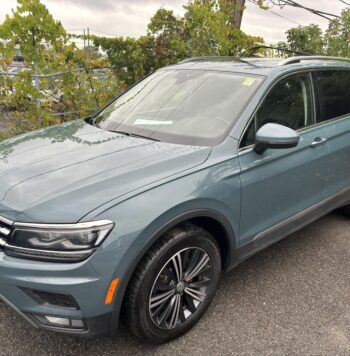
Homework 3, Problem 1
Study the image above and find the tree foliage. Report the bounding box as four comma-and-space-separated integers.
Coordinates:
93, 1, 263, 85
325, 8, 350, 56
285, 24, 324, 55
0, 0, 120, 138
0, 0, 67, 66
147, 9, 186, 68
279, 8, 350, 56
183, 0, 261, 56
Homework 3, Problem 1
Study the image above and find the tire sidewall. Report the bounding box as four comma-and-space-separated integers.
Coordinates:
134, 229, 221, 343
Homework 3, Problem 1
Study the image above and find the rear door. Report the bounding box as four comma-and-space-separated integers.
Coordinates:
238, 72, 329, 246
313, 70, 350, 199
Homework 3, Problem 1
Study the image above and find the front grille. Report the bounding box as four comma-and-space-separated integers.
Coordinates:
0, 222, 11, 238
0, 219, 11, 248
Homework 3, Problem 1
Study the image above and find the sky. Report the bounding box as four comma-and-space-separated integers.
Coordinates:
0, 0, 348, 43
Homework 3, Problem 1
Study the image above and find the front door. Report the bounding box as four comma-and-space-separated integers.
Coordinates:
238, 72, 329, 247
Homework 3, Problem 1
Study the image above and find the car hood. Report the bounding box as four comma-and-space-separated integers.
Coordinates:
0, 121, 211, 223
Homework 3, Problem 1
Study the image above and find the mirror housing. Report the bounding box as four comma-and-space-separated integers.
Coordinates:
254, 123, 300, 154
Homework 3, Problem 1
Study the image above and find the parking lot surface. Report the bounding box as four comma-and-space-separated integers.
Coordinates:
0, 213, 349, 356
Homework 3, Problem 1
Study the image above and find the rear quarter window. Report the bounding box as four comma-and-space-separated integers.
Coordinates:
316, 70, 350, 122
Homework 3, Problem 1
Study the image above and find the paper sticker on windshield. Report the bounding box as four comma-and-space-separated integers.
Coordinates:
135, 119, 173, 125
243, 77, 256, 86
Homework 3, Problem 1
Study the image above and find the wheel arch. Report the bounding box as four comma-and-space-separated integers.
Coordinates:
110, 208, 236, 334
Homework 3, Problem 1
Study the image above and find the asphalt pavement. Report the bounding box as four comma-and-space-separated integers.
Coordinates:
1, 212, 349, 356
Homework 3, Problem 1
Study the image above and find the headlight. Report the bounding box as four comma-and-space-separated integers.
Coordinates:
4, 220, 114, 263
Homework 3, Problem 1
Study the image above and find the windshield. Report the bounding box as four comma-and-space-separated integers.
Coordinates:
95, 69, 264, 146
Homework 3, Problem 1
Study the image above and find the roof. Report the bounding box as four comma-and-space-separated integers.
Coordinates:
166, 56, 350, 77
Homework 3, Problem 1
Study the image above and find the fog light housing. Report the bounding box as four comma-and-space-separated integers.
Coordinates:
45, 316, 70, 327
20, 288, 79, 310
32, 314, 86, 330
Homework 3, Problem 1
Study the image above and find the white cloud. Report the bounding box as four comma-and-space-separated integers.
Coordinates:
42, 0, 186, 38
0, 0, 348, 43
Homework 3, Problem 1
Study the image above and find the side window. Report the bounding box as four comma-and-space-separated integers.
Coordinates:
316, 70, 350, 122
241, 73, 315, 147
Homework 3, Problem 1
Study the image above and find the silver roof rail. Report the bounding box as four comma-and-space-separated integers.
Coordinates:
180, 56, 259, 67
280, 56, 350, 66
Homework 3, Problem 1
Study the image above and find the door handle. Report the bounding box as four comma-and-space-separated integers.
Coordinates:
310, 137, 327, 148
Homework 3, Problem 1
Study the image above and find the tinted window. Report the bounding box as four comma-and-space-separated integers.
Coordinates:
316, 70, 350, 122
96, 70, 263, 146
241, 73, 314, 147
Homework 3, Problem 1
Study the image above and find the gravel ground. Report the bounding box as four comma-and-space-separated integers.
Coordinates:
1, 212, 349, 356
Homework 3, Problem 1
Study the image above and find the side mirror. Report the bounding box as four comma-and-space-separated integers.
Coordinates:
254, 123, 300, 154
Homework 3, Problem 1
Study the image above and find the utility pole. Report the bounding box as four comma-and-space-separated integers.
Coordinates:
32, 28, 41, 127
233, 0, 246, 29
87, 27, 90, 59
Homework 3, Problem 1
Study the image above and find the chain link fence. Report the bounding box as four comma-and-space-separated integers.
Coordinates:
0, 67, 121, 140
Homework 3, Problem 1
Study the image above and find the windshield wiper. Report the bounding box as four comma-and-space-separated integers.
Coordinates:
84, 116, 100, 128
108, 130, 160, 142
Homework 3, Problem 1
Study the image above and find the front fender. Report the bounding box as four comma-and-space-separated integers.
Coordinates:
91, 156, 241, 334
105, 202, 238, 336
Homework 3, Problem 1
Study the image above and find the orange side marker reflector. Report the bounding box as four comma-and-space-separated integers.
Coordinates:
105, 278, 119, 305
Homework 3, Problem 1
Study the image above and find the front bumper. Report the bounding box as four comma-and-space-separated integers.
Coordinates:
0, 246, 126, 337
0, 292, 112, 337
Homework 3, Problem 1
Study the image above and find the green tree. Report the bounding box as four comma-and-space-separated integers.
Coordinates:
183, 0, 262, 56
94, 0, 263, 85
93, 36, 146, 85
325, 8, 350, 57
285, 24, 324, 55
278, 8, 350, 57
0, 0, 121, 138
0, 0, 68, 128
0, 0, 67, 66
147, 9, 186, 67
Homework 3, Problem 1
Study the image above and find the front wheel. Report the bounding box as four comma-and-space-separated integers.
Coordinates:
125, 224, 221, 344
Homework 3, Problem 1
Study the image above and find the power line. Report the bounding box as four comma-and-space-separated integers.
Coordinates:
85, 28, 119, 37
338, 0, 350, 5
65, 28, 85, 32
268, 8, 302, 25
67, 28, 118, 38
250, 0, 340, 20
248, 0, 301, 25
277, 0, 340, 20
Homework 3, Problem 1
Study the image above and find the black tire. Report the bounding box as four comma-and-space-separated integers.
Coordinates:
339, 204, 350, 217
125, 223, 221, 344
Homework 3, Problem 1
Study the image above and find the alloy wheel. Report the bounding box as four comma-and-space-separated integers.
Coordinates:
149, 247, 213, 329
